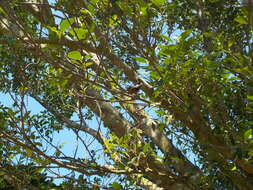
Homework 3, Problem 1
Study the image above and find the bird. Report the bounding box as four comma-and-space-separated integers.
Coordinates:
126, 83, 142, 94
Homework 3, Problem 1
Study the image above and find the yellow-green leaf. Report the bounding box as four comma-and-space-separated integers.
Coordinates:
244, 129, 252, 140
70, 28, 88, 40
112, 182, 121, 190
84, 62, 93, 67
60, 18, 74, 32
67, 51, 82, 61
234, 16, 248, 25
247, 96, 253, 101
133, 57, 148, 63
26, 148, 33, 157
151, 0, 166, 7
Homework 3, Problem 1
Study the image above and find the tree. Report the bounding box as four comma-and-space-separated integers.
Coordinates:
0, 0, 253, 189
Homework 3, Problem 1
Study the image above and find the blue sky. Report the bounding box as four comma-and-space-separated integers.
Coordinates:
0, 92, 104, 184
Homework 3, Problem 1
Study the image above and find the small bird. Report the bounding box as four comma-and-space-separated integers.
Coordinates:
126, 83, 142, 94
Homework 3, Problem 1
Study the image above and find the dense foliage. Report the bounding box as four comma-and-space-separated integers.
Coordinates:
0, 0, 253, 189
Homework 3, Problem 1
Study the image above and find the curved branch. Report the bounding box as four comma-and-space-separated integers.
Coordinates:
31, 94, 104, 143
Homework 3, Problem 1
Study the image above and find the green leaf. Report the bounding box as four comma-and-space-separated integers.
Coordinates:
48, 26, 62, 38
67, 51, 82, 61
244, 129, 252, 140
87, 0, 99, 14
171, 156, 180, 162
231, 166, 237, 171
160, 34, 172, 42
26, 148, 33, 157
140, 6, 148, 16
104, 139, 115, 151
112, 182, 121, 190
75, 28, 88, 40
155, 156, 164, 164
228, 40, 233, 48
84, 62, 93, 67
143, 143, 150, 153
247, 96, 253, 101
0, 7, 6, 16
55, 150, 61, 157
70, 28, 88, 40
151, 0, 166, 7
249, 151, 253, 156
109, 15, 120, 26
133, 57, 148, 63
80, 9, 91, 16
60, 18, 74, 32
234, 16, 248, 25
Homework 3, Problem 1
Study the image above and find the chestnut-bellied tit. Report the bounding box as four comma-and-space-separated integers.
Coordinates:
126, 83, 142, 94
